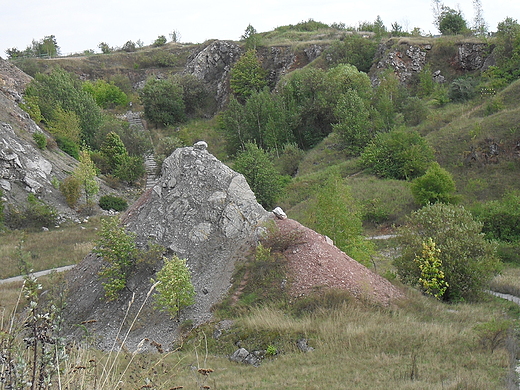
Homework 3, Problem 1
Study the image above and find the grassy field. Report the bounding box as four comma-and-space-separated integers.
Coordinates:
0, 218, 100, 279
1, 220, 519, 389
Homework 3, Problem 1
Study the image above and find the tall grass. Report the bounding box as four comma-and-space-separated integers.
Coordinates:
0, 219, 100, 278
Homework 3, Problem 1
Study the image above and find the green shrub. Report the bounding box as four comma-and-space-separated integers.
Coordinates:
139, 77, 186, 126
99, 194, 128, 212
6, 194, 58, 229
414, 238, 448, 299
82, 79, 129, 109
324, 35, 378, 73
55, 136, 79, 159
410, 162, 457, 206
472, 191, 520, 242
395, 203, 500, 302
484, 96, 505, 115
153, 35, 167, 47
33, 132, 47, 149
151, 255, 195, 318
233, 143, 287, 209
402, 96, 429, 126
230, 49, 268, 101
302, 174, 374, 265
60, 176, 81, 208
449, 77, 478, 102
495, 242, 520, 265
361, 128, 434, 180
95, 216, 137, 301
113, 155, 145, 184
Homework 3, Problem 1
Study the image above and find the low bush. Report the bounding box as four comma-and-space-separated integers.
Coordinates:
395, 203, 500, 302
410, 162, 457, 206
98, 194, 128, 212
55, 136, 79, 159
6, 194, 58, 229
32, 132, 47, 149
472, 191, 520, 243
60, 176, 81, 208
361, 128, 434, 180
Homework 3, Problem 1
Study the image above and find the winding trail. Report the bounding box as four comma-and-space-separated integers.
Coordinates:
0, 265, 75, 285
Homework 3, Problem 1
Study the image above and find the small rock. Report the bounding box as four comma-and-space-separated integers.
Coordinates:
230, 347, 261, 366
296, 338, 314, 353
193, 140, 208, 150
272, 207, 287, 220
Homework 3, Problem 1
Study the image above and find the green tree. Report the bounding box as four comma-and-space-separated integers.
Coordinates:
241, 24, 261, 50
101, 131, 128, 172
473, 191, 520, 242
47, 107, 82, 144
172, 73, 212, 118
40, 35, 60, 57
492, 17, 520, 81
279, 66, 329, 148
233, 143, 286, 209
151, 255, 195, 318
82, 79, 129, 109
73, 150, 100, 206
411, 162, 456, 205
95, 217, 138, 301
139, 77, 186, 126
361, 128, 434, 180
153, 35, 167, 47
220, 91, 293, 155
230, 49, 268, 101
304, 175, 374, 264
414, 238, 448, 299
333, 89, 371, 154
395, 203, 500, 302
437, 6, 468, 35
60, 176, 81, 208
25, 68, 103, 146
472, 0, 488, 36
114, 155, 145, 184
101, 131, 128, 171
325, 34, 377, 73
98, 42, 111, 54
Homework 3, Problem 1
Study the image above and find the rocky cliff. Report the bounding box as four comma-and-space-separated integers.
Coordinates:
0, 57, 79, 219
64, 141, 271, 351
370, 38, 494, 85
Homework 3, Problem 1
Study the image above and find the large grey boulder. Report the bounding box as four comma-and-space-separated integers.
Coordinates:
65, 142, 271, 351
123, 141, 270, 323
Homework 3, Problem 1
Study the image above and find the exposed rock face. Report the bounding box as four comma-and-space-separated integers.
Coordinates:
184, 41, 242, 109
0, 56, 32, 103
373, 42, 430, 84
123, 141, 270, 317
64, 142, 270, 351
371, 39, 493, 86
456, 42, 494, 71
0, 59, 79, 219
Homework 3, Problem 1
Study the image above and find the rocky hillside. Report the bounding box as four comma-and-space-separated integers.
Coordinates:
0, 57, 79, 219
63, 141, 403, 351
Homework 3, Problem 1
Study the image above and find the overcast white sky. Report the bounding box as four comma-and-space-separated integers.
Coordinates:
2, 0, 519, 57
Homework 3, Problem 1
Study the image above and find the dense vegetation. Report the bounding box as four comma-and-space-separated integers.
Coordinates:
3, 7, 520, 388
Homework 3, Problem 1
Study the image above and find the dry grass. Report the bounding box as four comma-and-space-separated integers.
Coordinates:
143, 292, 512, 389
0, 219, 100, 278
491, 267, 520, 297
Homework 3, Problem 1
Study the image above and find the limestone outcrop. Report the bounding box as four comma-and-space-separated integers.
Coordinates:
64, 142, 271, 351
0, 58, 79, 219
184, 41, 242, 109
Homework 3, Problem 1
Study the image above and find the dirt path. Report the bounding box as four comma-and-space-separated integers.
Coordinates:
0, 265, 75, 285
